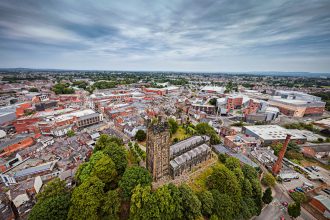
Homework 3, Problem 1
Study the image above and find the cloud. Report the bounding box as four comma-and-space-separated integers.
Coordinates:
0, 0, 329, 72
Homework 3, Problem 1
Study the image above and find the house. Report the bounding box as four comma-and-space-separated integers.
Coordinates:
224, 134, 260, 153
302, 144, 329, 164
0, 135, 35, 157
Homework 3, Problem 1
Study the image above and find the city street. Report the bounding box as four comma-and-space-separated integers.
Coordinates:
257, 181, 317, 220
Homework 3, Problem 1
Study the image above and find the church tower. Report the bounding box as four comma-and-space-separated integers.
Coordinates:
146, 119, 170, 182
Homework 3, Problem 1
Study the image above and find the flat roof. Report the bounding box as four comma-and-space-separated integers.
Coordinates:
244, 125, 306, 141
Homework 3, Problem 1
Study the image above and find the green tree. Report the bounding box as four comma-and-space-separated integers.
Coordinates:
218, 153, 229, 164
225, 157, 241, 171
212, 190, 234, 220
291, 192, 307, 204
206, 164, 242, 205
119, 166, 152, 200
242, 179, 253, 197
197, 190, 214, 217
262, 187, 273, 204
196, 122, 221, 144
28, 194, 70, 220
135, 130, 147, 141
168, 183, 183, 219
288, 202, 301, 218
101, 189, 120, 220
242, 164, 258, 181
67, 130, 75, 137
262, 173, 276, 187
154, 184, 178, 219
94, 134, 124, 152
102, 143, 128, 176
168, 118, 179, 134
68, 177, 105, 220
52, 83, 74, 94
91, 154, 117, 185
130, 184, 160, 220
36, 178, 68, 202
75, 151, 114, 183
179, 184, 202, 220
250, 178, 263, 215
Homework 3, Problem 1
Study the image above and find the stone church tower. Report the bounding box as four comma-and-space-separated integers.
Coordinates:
146, 120, 171, 182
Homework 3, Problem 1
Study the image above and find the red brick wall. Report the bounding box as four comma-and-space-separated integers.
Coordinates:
304, 106, 324, 116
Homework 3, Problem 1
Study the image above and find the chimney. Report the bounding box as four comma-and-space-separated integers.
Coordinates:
272, 134, 291, 175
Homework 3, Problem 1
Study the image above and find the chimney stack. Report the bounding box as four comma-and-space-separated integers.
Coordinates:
272, 134, 291, 175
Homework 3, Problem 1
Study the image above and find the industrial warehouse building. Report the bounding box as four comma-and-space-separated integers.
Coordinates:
242, 125, 307, 145
268, 90, 325, 117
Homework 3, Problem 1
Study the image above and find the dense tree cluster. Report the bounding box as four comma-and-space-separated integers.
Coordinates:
52, 83, 75, 94
29, 179, 71, 220
92, 81, 117, 89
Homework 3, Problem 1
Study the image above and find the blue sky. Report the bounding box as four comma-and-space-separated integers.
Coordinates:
0, 0, 330, 73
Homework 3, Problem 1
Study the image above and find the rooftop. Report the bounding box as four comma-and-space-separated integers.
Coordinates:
170, 135, 210, 156
244, 125, 306, 141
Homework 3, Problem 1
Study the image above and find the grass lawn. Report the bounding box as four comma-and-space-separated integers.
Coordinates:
171, 126, 192, 143
188, 160, 220, 192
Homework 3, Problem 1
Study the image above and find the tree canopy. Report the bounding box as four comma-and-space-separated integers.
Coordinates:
288, 202, 301, 218
262, 173, 276, 187
28, 194, 71, 220
68, 177, 105, 220
168, 118, 179, 135
135, 130, 147, 142
196, 122, 221, 144
262, 187, 273, 204
119, 166, 152, 200
179, 184, 202, 220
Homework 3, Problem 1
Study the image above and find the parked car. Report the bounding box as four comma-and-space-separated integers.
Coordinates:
311, 166, 319, 172
282, 201, 288, 207
295, 187, 304, 193
288, 189, 295, 193
305, 167, 313, 172
283, 178, 291, 182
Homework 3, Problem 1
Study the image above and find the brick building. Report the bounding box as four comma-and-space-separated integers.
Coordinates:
0, 135, 34, 157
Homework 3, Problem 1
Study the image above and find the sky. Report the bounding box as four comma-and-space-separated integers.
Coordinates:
0, 0, 330, 73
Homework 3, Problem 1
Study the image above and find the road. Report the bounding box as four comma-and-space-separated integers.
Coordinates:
256, 173, 316, 220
